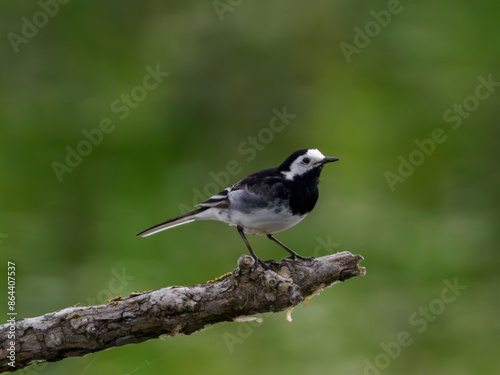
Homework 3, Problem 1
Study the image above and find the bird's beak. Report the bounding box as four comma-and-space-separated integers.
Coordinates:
320, 157, 339, 164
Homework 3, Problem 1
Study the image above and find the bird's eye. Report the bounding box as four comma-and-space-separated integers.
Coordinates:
303, 157, 310, 164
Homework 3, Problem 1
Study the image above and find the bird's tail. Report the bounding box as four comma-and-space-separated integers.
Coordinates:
136, 207, 209, 237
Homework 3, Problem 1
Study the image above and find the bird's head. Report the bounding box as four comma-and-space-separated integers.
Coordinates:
279, 149, 339, 181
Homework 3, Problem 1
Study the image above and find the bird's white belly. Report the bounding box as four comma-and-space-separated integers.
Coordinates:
214, 207, 306, 235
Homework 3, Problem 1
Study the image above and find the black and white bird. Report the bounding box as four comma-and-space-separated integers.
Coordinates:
137, 149, 339, 263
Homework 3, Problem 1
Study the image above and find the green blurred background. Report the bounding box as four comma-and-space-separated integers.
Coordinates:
1, 1, 499, 374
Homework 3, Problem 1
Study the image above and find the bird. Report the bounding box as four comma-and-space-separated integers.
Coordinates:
137, 149, 339, 264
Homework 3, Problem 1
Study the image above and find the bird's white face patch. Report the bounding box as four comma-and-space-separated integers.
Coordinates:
282, 149, 326, 180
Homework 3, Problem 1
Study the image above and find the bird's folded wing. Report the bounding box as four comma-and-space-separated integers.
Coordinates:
196, 173, 288, 209
195, 188, 230, 208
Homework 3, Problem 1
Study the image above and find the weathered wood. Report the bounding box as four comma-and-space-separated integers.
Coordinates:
0, 252, 365, 373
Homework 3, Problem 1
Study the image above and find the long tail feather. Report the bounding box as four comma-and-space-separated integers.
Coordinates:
136, 208, 208, 237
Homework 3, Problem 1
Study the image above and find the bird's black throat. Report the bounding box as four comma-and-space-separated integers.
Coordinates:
285, 168, 322, 215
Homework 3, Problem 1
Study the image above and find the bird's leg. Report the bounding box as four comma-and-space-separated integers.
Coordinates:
237, 226, 258, 261
237, 226, 268, 268
266, 234, 313, 260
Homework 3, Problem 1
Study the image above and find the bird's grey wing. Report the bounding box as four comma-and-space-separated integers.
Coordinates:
227, 173, 290, 212
196, 167, 289, 210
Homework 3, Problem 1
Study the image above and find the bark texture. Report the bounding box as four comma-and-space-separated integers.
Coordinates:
0, 251, 365, 373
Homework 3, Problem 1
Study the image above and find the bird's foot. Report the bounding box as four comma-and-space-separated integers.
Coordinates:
257, 258, 274, 269
287, 253, 314, 261
249, 254, 272, 270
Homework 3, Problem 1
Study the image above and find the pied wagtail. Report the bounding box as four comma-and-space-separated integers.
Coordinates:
137, 149, 339, 264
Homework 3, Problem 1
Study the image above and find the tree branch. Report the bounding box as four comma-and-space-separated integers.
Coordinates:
0, 251, 365, 373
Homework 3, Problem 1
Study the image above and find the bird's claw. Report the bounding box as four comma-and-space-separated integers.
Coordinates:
287, 254, 314, 261
256, 259, 271, 270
